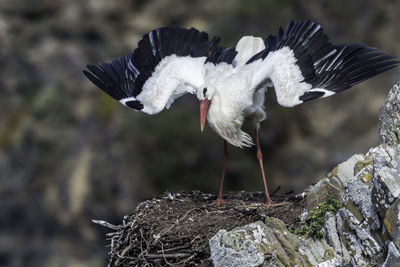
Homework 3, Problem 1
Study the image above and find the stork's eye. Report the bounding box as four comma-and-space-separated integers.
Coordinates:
203, 88, 207, 97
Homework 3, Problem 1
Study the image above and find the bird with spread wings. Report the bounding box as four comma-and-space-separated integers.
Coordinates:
84, 20, 399, 206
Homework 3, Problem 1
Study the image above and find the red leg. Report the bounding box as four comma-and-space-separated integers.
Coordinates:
255, 130, 275, 206
211, 140, 229, 206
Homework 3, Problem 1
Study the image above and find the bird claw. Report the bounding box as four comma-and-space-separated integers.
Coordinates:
264, 199, 276, 207
210, 197, 228, 207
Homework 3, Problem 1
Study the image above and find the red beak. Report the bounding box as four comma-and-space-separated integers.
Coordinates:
200, 99, 210, 132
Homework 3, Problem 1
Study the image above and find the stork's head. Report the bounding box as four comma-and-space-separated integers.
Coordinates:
197, 87, 215, 131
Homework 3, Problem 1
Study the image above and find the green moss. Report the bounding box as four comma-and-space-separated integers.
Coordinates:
294, 194, 343, 239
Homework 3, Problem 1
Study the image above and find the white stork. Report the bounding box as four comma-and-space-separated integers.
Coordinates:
84, 20, 399, 206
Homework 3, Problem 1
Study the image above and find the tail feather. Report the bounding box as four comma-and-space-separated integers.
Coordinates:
234, 36, 265, 67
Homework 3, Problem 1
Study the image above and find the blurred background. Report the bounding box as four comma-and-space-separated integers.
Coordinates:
0, 0, 399, 266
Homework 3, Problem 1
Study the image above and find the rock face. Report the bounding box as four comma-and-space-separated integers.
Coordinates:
379, 81, 400, 146
209, 81, 400, 266
210, 219, 340, 267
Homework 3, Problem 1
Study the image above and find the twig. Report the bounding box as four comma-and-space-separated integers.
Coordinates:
204, 209, 228, 214
159, 240, 175, 266
106, 231, 123, 237
146, 253, 190, 259
92, 220, 122, 230
234, 204, 264, 209
157, 245, 190, 253
138, 229, 150, 266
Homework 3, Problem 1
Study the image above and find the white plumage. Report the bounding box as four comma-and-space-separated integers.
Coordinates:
233, 36, 265, 66
255, 46, 312, 107
84, 21, 399, 206
204, 54, 262, 147
137, 55, 206, 114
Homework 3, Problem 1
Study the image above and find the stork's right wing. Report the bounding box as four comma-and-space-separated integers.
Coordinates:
83, 27, 221, 114
247, 20, 399, 107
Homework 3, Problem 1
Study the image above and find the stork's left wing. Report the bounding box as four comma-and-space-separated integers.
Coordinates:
246, 20, 399, 107
83, 27, 221, 114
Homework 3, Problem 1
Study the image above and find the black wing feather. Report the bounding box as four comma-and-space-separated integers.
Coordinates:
206, 47, 238, 65
310, 44, 399, 96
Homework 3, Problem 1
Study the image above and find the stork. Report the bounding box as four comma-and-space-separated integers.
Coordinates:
83, 20, 399, 206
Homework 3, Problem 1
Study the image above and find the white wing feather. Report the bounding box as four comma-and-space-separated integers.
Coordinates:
250, 47, 312, 107
136, 55, 206, 114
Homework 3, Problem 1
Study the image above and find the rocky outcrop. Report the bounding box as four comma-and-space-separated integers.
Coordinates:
379, 81, 400, 146
210, 219, 340, 267
209, 81, 400, 267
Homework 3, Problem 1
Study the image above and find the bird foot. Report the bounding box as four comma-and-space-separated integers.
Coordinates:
210, 197, 228, 207
264, 199, 276, 207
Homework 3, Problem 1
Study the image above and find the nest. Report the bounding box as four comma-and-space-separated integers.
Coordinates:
94, 191, 306, 266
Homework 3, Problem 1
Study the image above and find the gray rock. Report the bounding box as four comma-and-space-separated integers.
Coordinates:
354, 156, 373, 177
384, 198, 400, 250
306, 176, 344, 212
209, 222, 265, 267
306, 154, 364, 212
209, 146, 399, 267
344, 178, 380, 230
354, 160, 374, 185
322, 212, 344, 256
382, 242, 400, 267
298, 238, 339, 266
335, 208, 374, 265
371, 144, 400, 218
335, 154, 365, 185
379, 81, 400, 146
209, 218, 340, 267
317, 258, 340, 267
